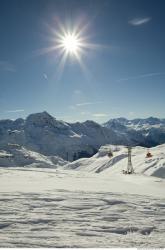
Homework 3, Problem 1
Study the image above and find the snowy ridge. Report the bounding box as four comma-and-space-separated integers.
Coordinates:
103, 117, 165, 147
104, 117, 165, 130
65, 144, 165, 178
0, 144, 67, 168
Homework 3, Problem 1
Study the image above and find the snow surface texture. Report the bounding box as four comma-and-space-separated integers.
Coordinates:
0, 112, 165, 161
0, 144, 165, 247
0, 167, 165, 247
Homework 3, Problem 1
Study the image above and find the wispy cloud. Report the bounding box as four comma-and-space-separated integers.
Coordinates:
76, 101, 103, 107
117, 72, 165, 82
74, 90, 82, 95
5, 109, 24, 113
0, 61, 16, 72
128, 111, 135, 116
92, 113, 109, 118
68, 105, 77, 110
56, 115, 72, 120
81, 111, 91, 115
43, 73, 48, 80
129, 17, 151, 26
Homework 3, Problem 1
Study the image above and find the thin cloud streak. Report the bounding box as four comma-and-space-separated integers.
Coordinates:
74, 89, 82, 94
76, 101, 103, 106
0, 61, 16, 72
117, 72, 165, 82
81, 111, 91, 115
92, 113, 109, 117
129, 17, 151, 26
5, 109, 25, 113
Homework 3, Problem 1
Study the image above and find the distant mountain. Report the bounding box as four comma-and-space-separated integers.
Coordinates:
103, 117, 165, 147
0, 112, 123, 161
0, 112, 165, 161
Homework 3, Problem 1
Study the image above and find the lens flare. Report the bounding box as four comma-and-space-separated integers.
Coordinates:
61, 33, 80, 53
34, 20, 103, 80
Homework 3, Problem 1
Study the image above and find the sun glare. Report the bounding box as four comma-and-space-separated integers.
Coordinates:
61, 34, 80, 53
37, 21, 99, 78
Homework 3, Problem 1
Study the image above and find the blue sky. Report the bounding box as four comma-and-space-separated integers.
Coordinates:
0, 0, 165, 123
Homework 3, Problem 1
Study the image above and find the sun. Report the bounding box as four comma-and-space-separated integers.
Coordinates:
61, 33, 80, 54
34, 20, 102, 80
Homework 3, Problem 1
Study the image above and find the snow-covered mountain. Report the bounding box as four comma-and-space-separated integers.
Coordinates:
103, 117, 165, 147
0, 112, 123, 161
0, 112, 165, 162
104, 117, 165, 130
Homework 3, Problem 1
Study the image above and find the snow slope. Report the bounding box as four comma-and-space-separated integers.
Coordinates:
0, 144, 165, 247
65, 144, 165, 179
0, 144, 67, 168
0, 166, 165, 247
0, 131, 165, 247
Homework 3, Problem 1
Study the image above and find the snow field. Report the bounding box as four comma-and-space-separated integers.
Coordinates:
0, 143, 165, 247
0, 188, 165, 248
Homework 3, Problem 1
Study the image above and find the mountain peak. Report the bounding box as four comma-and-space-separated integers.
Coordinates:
26, 111, 56, 126
83, 120, 101, 127
146, 117, 161, 124
26, 111, 53, 120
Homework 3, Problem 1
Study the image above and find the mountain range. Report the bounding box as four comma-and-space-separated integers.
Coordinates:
0, 111, 165, 161
103, 117, 165, 147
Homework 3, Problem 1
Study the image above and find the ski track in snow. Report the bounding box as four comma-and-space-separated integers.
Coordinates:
0, 168, 165, 247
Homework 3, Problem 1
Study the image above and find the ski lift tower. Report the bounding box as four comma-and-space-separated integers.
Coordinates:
126, 146, 134, 174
